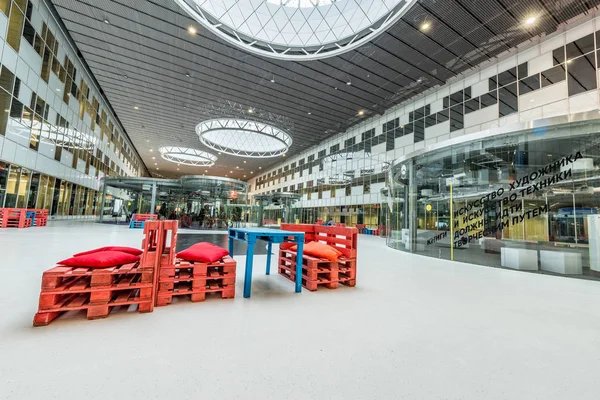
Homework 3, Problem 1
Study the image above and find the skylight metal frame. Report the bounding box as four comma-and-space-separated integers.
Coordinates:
159, 146, 218, 166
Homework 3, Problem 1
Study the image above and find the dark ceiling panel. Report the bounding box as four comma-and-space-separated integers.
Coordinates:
48, 0, 600, 179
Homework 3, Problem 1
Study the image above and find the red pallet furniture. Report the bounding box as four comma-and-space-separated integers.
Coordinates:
33, 224, 161, 326
33, 262, 155, 326
0, 208, 31, 228
28, 209, 49, 226
277, 224, 358, 291
130, 213, 159, 229
151, 220, 236, 306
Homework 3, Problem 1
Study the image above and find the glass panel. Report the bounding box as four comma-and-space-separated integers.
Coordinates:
567, 53, 596, 96
0, 161, 8, 207
498, 83, 517, 117
27, 172, 40, 208
16, 168, 30, 208
566, 33, 594, 60
541, 64, 566, 87
0, 66, 15, 93
0, 90, 10, 136
6, 5, 25, 52
519, 74, 540, 95
498, 67, 517, 86
5, 165, 20, 207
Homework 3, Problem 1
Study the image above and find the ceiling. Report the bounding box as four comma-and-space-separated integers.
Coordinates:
48, 0, 600, 180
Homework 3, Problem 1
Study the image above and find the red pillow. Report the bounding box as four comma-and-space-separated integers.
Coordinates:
73, 246, 143, 257
291, 241, 339, 262
58, 251, 140, 268
329, 245, 343, 257
177, 242, 229, 263
280, 242, 297, 250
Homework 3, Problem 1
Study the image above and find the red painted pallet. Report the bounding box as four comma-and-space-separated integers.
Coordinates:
132, 213, 159, 222
40, 263, 153, 290
277, 260, 338, 282
313, 225, 358, 259
159, 256, 237, 278
0, 208, 29, 228
280, 223, 316, 242
156, 281, 235, 306
33, 289, 153, 326
28, 209, 49, 227
278, 266, 338, 291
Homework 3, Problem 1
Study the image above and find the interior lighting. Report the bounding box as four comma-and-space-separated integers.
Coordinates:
149, 149, 153, 152
185, 73, 190, 77
123, 75, 128, 79
159, 146, 217, 166
103, 19, 110, 24
346, 80, 352, 86
307, 111, 311, 115
248, 108, 254, 113
236, 166, 239, 168
525, 16, 536, 25
56, 88, 60, 91
134, 106, 139, 110
420, 21, 431, 31
188, 26, 197, 34
358, 110, 365, 116
243, 160, 246, 163
152, 156, 156, 159
176, 0, 416, 61
270, 74, 276, 83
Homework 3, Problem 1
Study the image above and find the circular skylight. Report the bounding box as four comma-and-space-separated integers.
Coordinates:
196, 118, 292, 158
175, 0, 418, 60
159, 146, 218, 166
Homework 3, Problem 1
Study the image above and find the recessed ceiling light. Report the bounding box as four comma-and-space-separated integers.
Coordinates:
567, 59, 573, 64
103, 19, 110, 24
334, 87, 338, 90
416, 78, 423, 83
307, 111, 311, 115
244, 175, 246, 178
248, 108, 253, 113
259, 167, 262, 169
152, 156, 156, 159
156, 167, 159, 170
525, 16, 536, 25
123, 75, 128, 79
185, 73, 190, 77
154, 162, 157, 165
243, 160, 246, 163
346, 81, 352, 86
218, 152, 221, 155
420, 21, 431, 31
184, 106, 187, 109
56, 88, 60, 91
225, 175, 228, 177
146, 139, 149, 142
250, 171, 253, 173
282, 154, 286, 157
230, 170, 233, 173
134, 106, 139, 110
177, 168, 180, 170
236, 166, 239, 168
149, 149, 153, 152
188, 26, 197, 34
205, 170, 208, 173
358, 110, 365, 116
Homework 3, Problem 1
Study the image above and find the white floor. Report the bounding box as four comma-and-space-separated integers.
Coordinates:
1, 221, 600, 399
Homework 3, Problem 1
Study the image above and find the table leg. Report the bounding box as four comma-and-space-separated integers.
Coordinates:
266, 241, 273, 275
228, 230, 234, 256
243, 239, 256, 298
295, 240, 303, 293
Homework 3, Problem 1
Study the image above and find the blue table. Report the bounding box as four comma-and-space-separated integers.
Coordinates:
228, 228, 305, 298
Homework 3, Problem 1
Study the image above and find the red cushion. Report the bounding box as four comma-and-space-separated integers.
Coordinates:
328, 245, 343, 257
73, 246, 143, 257
177, 242, 229, 263
58, 251, 140, 268
280, 242, 296, 250
291, 241, 339, 262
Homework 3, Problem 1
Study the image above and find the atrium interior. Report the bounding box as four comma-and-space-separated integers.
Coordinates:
1, 0, 600, 399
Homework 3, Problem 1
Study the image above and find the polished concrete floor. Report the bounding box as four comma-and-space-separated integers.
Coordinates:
1, 221, 599, 399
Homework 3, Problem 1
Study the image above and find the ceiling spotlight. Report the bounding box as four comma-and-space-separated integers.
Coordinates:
123, 75, 128, 79
416, 77, 423, 83
259, 167, 262, 169
346, 80, 352, 86
251, 171, 253, 173
243, 160, 246, 163
358, 110, 365, 116
103, 19, 110, 24
270, 74, 276, 83
218, 152, 222, 155
236, 166, 239, 168
154, 162, 157, 165
56, 88, 60, 92
146, 139, 150, 142
156, 167, 159, 170
334, 87, 338, 90
183, 106, 187, 109
282, 154, 286, 157
177, 168, 180, 171
525, 16, 536, 25
134, 106, 139, 110
420, 21, 431, 32
244, 175, 246, 178
307, 111, 311, 115
248, 108, 253, 113
149, 149, 153, 152
185, 73, 190, 77
188, 26, 197, 34
152, 156, 156, 159
230, 170, 233, 173
205, 170, 208, 173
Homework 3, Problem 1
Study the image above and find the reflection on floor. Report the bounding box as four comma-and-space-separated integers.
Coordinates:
1, 220, 600, 399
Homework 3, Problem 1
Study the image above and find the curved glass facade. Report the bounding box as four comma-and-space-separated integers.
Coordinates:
385, 119, 600, 280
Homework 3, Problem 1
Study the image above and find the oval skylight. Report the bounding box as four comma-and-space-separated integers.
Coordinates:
159, 146, 218, 166
175, 0, 418, 60
196, 118, 292, 158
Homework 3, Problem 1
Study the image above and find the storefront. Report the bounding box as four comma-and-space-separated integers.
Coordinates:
385, 117, 600, 280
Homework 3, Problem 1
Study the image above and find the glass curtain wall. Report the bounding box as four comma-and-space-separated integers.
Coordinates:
387, 119, 600, 280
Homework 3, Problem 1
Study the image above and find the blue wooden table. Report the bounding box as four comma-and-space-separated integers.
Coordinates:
228, 228, 305, 298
